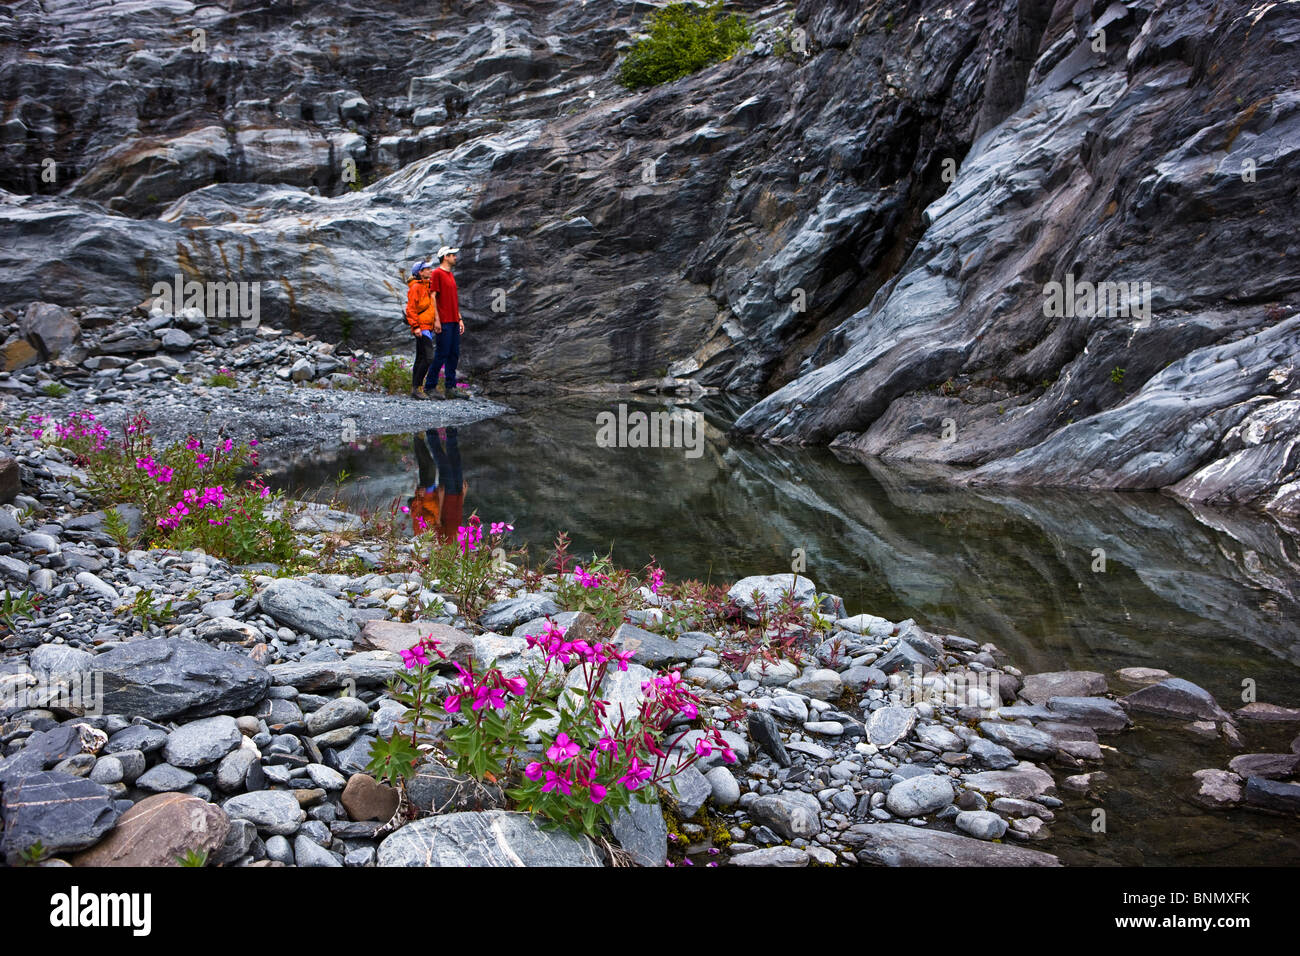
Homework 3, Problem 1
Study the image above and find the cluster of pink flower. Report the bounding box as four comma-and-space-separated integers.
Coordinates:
135, 455, 175, 484
157, 485, 228, 530
524, 621, 636, 671
442, 661, 528, 714
455, 516, 513, 554
524, 732, 617, 802
398, 634, 449, 670
573, 565, 609, 589
30, 411, 111, 450
648, 566, 665, 595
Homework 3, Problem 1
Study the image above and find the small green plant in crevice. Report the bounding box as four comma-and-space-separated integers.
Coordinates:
618, 1, 752, 90
18, 840, 47, 866
177, 848, 208, 867
206, 367, 237, 388
123, 588, 175, 632
102, 506, 133, 549
40, 381, 70, 398
0, 589, 39, 631
1110, 366, 1126, 387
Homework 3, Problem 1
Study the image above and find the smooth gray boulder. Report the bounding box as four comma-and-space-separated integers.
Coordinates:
885, 774, 955, 817
377, 811, 603, 866
163, 716, 243, 768
259, 578, 359, 642
846, 823, 1060, 866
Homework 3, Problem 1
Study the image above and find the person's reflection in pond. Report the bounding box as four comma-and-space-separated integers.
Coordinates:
410, 427, 467, 540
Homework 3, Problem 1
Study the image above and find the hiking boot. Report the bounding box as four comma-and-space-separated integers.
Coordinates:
410, 386, 428, 401
426, 384, 446, 400
448, 387, 469, 400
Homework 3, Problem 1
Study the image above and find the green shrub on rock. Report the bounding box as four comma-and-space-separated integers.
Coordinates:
618, 1, 751, 90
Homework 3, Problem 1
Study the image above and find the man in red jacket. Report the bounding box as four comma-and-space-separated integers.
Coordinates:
427, 246, 467, 399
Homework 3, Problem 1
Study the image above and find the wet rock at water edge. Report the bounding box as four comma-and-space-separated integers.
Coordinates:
1121, 678, 1232, 723
844, 823, 1060, 867
1019, 671, 1107, 705
1191, 769, 1243, 809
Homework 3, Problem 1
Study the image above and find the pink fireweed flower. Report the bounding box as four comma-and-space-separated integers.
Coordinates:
547, 733, 580, 762
542, 770, 571, 795
618, 757, 653, 790
695, 738, 713, 758
185, 438, 201, 451
649, 567, 665, 595
444, 693, 462, 713
503, 676, 527, 695
452, 662, 475, 690
400, 646, 429, 669
589, 783, 608, 804
194, 453, 211, 469
222, 438, 233, 453
472, 685, 506, 711
524, 762, 544, 781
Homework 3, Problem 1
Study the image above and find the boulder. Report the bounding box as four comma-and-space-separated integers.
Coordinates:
93, 638, 270, 721
163, 716, 242, 768
885, 774, 955, 817
750, 791, 822, 839
610, 796, 668, 867
1121, 678, 1231, 722
478, 594, 560, 631
341, 773, 399, 822
70, 793, 229, 866
1020, 671, 1107, 704
866, 706, 917, 748
1, 771, 121, 863
20, 302, 80, 359
222, 790, 306, 836
1191, 769, 1242, 809
357, 620, 473, 667
607, 621, 707, 666
258, 578, 359, 642
726, 574, 817, 619
845, 822, 1060, 866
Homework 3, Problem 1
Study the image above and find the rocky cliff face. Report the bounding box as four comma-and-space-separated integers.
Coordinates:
1, 0, 1297, 511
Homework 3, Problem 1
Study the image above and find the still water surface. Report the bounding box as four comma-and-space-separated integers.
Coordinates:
270, 397, 1300, 865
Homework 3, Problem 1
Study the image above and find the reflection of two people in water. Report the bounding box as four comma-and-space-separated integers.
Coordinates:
410, 427, 467, 540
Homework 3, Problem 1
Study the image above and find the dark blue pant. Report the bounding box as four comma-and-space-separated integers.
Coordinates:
427, 323, 460, 391
427, 428, 462, 492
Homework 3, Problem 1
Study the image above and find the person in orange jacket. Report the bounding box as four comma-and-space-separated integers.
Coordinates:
410, 427, 467, 539
405, 260, 438, 400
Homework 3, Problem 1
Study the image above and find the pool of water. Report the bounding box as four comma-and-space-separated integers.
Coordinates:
269, 395, 1300, 865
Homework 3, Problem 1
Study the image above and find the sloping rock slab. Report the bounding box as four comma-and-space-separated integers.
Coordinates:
377, 810, 603, 866
845, 822, 1060, 866
1121, 678, 1231, 722
357, 620, 473, 668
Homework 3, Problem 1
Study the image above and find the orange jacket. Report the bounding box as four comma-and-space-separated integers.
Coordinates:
411, 488, 440, 535
405, 278, 437, 334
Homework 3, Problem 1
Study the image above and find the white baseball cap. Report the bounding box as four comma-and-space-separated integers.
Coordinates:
436, 246, 460, 260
